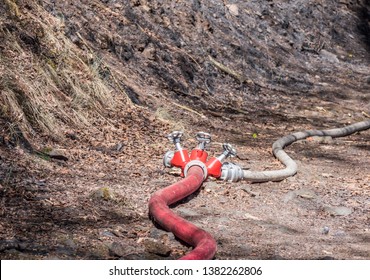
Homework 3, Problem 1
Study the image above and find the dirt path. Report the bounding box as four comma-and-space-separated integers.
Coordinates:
1, 98, 369, 260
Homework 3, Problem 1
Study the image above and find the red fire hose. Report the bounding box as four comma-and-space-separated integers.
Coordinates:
148, 165, 217, 260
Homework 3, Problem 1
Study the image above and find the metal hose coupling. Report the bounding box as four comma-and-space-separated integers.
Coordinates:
184, 160, 208, 180
163, 150, 174, 168
220, 162, 244, 182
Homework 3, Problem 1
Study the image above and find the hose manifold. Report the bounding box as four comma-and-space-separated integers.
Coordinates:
220, 162, 243, 182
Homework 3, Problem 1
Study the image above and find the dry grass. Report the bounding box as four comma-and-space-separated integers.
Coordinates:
0, 1, 131, 142
4, 0, 20, 18
154, 107, 189, 135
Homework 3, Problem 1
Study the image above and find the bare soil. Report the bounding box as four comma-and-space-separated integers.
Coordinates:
0, 0, 369, 260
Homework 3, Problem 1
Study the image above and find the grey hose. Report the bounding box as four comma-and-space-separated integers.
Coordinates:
242, 119, 370, 182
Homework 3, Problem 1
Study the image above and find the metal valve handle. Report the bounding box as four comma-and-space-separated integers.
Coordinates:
167, 131, 183, 143
222, 143, 237, 157
167, 131, 183, 150
196, 131, 211, 150
196, 132, 211, 142
217, 143, 237, 162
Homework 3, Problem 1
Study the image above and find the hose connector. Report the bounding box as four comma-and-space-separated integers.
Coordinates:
166, 131, 190, 170
206, 143, 237, 178
220, 162, 244, 182
163, 150, 175, 168
184, 160, 208, 180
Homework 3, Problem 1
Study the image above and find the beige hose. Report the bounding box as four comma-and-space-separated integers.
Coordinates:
242, 119, 370, 182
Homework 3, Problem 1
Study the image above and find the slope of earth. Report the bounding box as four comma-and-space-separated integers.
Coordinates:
0, 0, 369, 259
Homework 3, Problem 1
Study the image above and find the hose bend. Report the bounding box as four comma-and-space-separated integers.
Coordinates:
149, 165, 217, 260
242, 119, 370, 182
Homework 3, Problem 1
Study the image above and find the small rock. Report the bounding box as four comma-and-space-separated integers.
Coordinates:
283, 188, 318, 202
366, 76, 370, 84
64, 238, 77, 250
141, 4, 151, 12
48, 149, 69, 161
0, 239, 19, 252
100, 230, 116, 238
142, 43, 156, 60
324, 206, 353, 216
143, 239, 171, 257
237, 153, 249, 160
149, 228, 175, 241
321, 136, 334, 144
113, 142, 124, 152
295, 189, 317, 200
108, 242, 135, 257
89, 243, 110, 259
149, 228, 165, 239
322, 226, 330, 234
320, 50, 340, 63
110, 226, 128, 237
235, 244, 252, 256
227, 4, 239, 16
239, 185, 260, 197
321, 173, 334, 178
91, 187, 115, 201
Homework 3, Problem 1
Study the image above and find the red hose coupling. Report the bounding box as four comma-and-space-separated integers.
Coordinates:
171, 149, 190, 170
205, 157, 222, 178
206, 143, 237, 178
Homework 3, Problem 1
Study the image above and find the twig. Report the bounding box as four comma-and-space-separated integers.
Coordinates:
172, 102, 206, 118
208, 55, 251, 84
362, 111, 370, 118
208, 56, 286, 93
